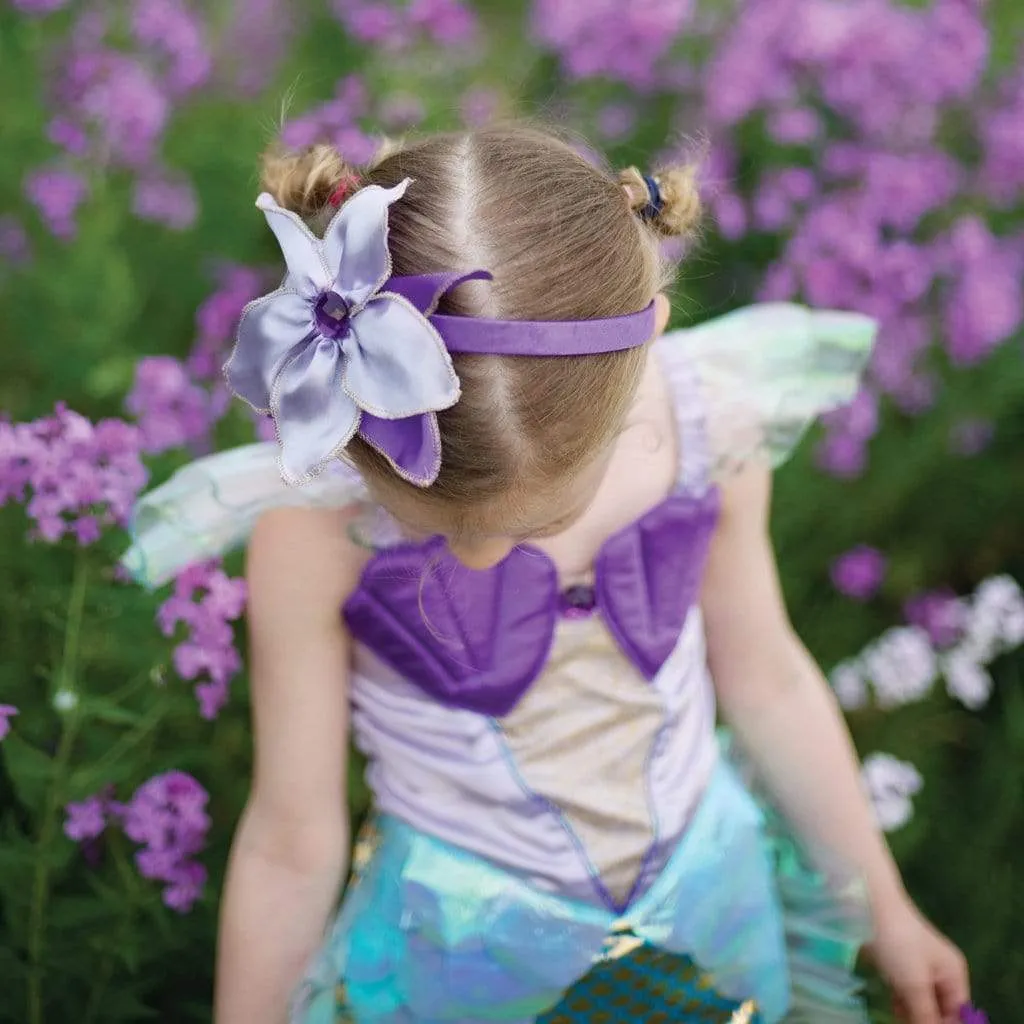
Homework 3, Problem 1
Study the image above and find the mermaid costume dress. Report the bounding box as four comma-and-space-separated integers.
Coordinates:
125, 303, 877, 1023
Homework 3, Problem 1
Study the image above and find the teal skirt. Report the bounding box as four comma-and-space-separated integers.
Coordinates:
292, 755, 870, 1023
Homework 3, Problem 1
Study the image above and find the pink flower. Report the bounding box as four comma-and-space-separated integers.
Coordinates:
162, 860, 208, 913
131, 0, 212, 96
125, 356, 218, 453
831, 546, 887, 601
12, 0, 70, 12
0, 706, 18, 742
157, 561, 246, 718
461, 87, 499, 127
24, 166, 89, 241
904, 590, 965, 648
64, 795, 108, 842
0, 406, 147, 545
533, 0, 696, 89
0, 216, 31, 268
117, 771, 211, 911
132, 174, 198, 230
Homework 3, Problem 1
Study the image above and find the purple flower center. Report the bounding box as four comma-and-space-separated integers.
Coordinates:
314, 290, 352, 340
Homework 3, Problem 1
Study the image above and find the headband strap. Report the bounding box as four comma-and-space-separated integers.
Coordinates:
386, 272, 656, 356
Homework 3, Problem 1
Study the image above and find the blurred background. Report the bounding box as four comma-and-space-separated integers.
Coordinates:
1, 0, 1022, 1021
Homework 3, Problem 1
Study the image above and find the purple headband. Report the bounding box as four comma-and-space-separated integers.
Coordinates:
224, 178, 656, 487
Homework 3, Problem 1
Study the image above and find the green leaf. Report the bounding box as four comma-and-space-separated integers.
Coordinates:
1, 733, 54, 813
80, 696, 146, 728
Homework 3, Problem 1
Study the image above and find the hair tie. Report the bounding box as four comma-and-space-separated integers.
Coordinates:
639, 174, 664, 222
328, 174, 361, 208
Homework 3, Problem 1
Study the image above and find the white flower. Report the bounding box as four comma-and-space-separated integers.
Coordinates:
963, 574, 1024, 660
861, 626, 938, 708
942, 648, 994, 710
830, 660, 868, 710
862, 753, 923, 833
52, 689, 79, 713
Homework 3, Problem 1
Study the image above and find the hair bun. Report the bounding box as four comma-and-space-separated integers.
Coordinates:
260, 143, 359, 221
619, 164, 702, 238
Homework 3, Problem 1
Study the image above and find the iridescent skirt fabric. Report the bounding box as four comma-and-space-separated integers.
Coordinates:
292, 761, 870, 1024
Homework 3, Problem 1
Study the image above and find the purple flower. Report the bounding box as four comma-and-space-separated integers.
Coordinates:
47, 117, 90, 157
960, 1004, 989, 1024
0, 706, 18, 742
331, 0, 476, 50
125, 357, 218, 453
24, 166, 89, 241
188, 264, 267, 381
11, 0, 70, 12
215, 0, 302, 96
162, 860, 207, 913
118, 770, 210, 912
0, 406, 147, 544
407, 0, 477, 45
157, 561, 246, 718
766, 106, 821, 144
64, 795, 108, 842
949, 418, 995, 458
131, 0, 212, 96
0, 216, 31, 268
195, 679, 229, 720
940, 219, 1023, 366
831, 546, 887, 601
979, 60, 1024, 207
379, 93, 426, 130
131, 174, 198, 230
532, 0, 696, 89
461, 87, 499, 127
280, 76, 378, 165
59, 50, 169, 168
904, 590, 965, 648
596, 103, 636, 141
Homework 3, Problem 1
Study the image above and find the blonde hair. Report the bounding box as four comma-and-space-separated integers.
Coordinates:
261, 125, 701, 541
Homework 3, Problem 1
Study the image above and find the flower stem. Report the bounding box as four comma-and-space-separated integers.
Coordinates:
26, 554, 88, 1024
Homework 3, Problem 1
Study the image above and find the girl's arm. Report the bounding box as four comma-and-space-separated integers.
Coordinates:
701, 463, 968, 1024
214, 506, 365, 1024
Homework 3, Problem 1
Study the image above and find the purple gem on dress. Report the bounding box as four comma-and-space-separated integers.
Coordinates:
559, 584, 597, 620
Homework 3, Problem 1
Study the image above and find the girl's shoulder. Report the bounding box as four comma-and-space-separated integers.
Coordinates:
121, 442, 371, 589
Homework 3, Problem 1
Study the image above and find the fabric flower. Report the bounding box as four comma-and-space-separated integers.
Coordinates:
225, 180, 462, 487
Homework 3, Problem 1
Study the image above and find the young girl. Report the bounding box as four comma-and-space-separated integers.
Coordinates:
126, 126, 970, 1024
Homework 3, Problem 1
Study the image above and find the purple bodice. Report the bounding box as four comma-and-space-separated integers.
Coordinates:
342, 486, 720, 717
